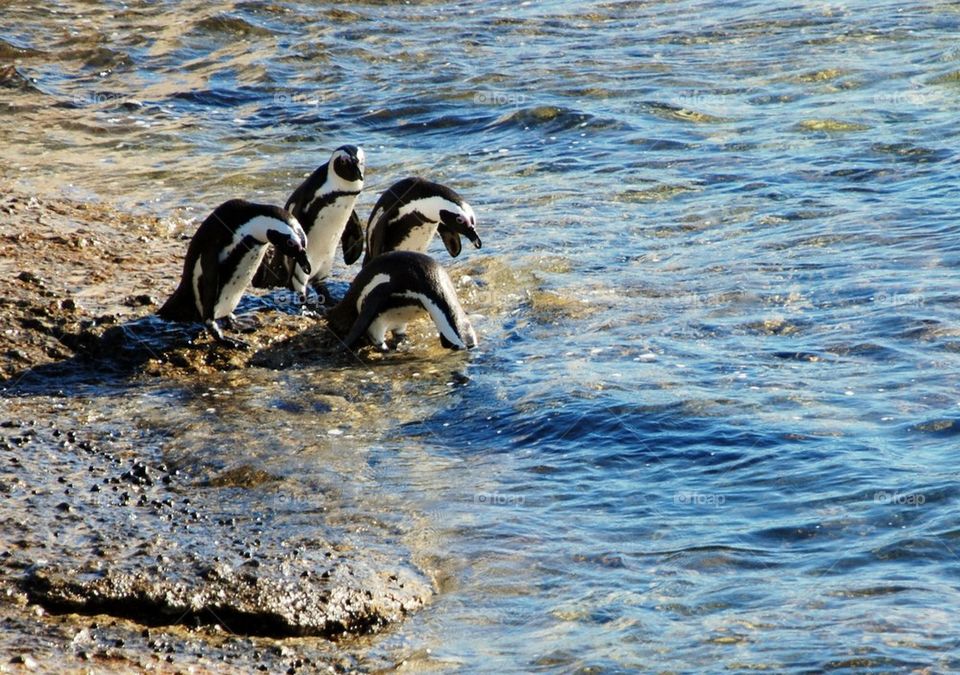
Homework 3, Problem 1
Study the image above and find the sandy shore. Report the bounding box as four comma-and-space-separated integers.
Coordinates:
0, 191, 431, 672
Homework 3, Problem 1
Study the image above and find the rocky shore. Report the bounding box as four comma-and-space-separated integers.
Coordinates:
0, 191, 432, 672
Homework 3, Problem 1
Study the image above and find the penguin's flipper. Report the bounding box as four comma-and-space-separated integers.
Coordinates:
364, 218, 383, 267
341, 209, 364, 265
437, 223, 463, 258
342, 287, 391, 350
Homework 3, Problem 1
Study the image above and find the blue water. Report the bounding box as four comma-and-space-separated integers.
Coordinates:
5, 0, 960, 670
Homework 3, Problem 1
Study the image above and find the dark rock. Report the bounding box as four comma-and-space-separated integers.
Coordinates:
122, 294, 157, 307
16, 271, 43, 285
23, 561, 428, 639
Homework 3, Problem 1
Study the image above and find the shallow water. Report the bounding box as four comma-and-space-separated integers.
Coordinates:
4, 0, 960, 669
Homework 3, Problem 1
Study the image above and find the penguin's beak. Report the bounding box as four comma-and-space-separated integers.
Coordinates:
293, 245, 312, 275
464, 227, 482, 249
268, 229, 312, 275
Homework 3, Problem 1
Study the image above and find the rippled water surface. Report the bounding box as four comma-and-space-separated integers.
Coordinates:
5, 0, 960, 670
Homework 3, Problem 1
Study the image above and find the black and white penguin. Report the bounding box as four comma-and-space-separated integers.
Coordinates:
254, 145, 365, 293
158, 199, 310, 348
362, 177, 481, 266
326, 250, 478, 351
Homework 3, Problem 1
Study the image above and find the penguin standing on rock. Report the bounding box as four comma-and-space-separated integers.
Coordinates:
326, 250, 478, 351
159, 199, 310, 349
254, 145, 365, 294
363, 177, 482, 266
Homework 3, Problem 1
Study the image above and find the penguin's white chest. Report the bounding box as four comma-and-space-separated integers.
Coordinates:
213, 247, 268, 319
302, 195, 359, 282
394, 222, 437, 254
367, 303, 425, 345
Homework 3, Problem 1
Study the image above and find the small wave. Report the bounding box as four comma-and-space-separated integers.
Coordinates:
0, 64, 39, 92
171, 87, 263, 107
79, 46, 132, 71
357, 104, 492, 136
0, 37, 45, 59
870, 142, 951, 164
192, 14, 276, 38
485, 105, 604, 133
638, 101, 730, 124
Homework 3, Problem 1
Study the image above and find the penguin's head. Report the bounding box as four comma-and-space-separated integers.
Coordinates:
394, 179, 482, 257
331, 145, 364, 184
265, 212, 312, 276
439, 315, 478, 351
433, 196, 480, 259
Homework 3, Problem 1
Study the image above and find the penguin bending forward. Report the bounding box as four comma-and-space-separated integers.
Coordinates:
363, 177, 482, 266
326, 251, 478, 351
159, 199, 310, 348
254, 145, 365, 294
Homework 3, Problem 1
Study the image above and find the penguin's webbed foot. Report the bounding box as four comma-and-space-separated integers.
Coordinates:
205, 319, 250, 350
224, 313, 260, 334
385, 333, 408, 350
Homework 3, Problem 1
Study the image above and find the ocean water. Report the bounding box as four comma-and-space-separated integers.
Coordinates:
4, 0, 960, 670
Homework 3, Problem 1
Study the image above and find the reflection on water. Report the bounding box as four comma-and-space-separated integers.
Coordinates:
4, 0, 960, 669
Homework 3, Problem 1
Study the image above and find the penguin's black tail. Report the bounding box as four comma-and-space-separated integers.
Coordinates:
157, 284, 198, 323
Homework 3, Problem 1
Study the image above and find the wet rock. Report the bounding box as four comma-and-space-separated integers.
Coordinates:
122, 294, 157, 307
206, 465, 281, 488
24, 562, 427, 639
16, 271, 43, 286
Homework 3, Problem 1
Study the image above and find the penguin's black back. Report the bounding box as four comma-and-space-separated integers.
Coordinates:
326, 251, 443, 334
363, 178, 467, 266
367, 177, 463, 226
159, 200, 286, 322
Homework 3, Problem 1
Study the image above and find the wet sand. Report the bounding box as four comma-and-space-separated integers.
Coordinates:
0, 190, 431, 672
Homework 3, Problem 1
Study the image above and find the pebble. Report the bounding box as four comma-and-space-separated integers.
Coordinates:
10, 654, 38, 669
16, 271, 43, 285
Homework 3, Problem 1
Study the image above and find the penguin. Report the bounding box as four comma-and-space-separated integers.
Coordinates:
362, 177, 482, 266
326, 250, 478, 351
158, 199, 310, 348
253, 145, 365, 294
